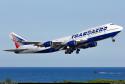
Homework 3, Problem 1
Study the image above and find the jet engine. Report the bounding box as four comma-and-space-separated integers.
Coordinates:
43, 41, 53, 47
82, 42, 97, 48
66, 40, 77, 47
88, 42, 97, 47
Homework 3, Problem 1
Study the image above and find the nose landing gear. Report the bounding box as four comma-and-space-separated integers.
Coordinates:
112, 38, 115, 42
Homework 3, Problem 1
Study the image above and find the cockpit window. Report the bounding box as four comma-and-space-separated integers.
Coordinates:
110, 23, 114, 25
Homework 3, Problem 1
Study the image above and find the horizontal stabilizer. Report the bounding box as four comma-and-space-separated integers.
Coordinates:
4, 49, 28, 52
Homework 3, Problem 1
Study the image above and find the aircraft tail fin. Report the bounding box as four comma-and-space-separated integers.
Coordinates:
9, 32, 27, 48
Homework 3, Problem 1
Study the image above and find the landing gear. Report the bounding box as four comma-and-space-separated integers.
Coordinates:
76, 49, 80, 54
112, 38, 115, 42
64, 46, 80, 54
65, 47, 73, 54
65, 50, 72, 54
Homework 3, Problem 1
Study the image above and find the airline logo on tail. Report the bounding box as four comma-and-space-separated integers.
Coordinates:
10, 32, 27, 48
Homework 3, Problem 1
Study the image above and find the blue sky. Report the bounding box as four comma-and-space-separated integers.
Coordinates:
0, 0, 125, 67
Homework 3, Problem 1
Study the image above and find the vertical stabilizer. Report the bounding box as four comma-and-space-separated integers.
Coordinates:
9, 32, 27, 48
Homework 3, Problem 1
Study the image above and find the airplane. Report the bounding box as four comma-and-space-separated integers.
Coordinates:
4, 23, 123, 54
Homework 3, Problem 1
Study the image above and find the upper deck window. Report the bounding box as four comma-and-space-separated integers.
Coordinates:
110, 23, 114, 25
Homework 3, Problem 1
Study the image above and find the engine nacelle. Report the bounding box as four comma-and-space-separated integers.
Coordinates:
81, 42, 97, 49
88, 42, 97, 47
43, 41, 52, 47
66, 40, 77, 47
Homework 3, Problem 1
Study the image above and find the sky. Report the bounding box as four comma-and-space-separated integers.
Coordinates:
0, 0, 125, 67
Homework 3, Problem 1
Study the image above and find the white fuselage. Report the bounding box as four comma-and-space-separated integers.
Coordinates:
18, 23, 123, 54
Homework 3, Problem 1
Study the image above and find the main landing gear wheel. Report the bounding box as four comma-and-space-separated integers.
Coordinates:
76, 49, 80, 54
65, 49, 73, 54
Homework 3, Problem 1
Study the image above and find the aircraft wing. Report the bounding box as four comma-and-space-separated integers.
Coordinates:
22, 41, 63, 47
22, 41, 64, 49
51, 39, 87, 50
22, 41, 41, 45
4, 49, 28, 52
21, 41, 44, 47
21, 38, 87, 50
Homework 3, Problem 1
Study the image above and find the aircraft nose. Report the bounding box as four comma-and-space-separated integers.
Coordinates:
119, 26, 123, 30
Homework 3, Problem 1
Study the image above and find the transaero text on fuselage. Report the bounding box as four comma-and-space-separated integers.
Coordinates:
72, 26, 107, 39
